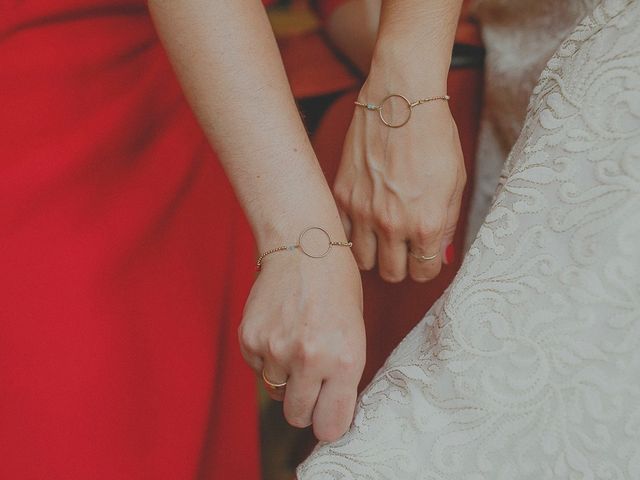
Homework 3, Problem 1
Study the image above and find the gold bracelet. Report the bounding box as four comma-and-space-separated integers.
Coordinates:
256, 226, 353, 271
355, 94, 450, 128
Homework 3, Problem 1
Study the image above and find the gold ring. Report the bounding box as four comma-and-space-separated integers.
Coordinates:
262, 369, 287, 391
409, 251, 440, 262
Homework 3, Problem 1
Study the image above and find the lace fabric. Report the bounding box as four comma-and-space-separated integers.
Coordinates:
298, 0, 640, 478
466, 0, 599, 245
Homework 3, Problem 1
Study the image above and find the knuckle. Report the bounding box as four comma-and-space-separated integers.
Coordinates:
442, 222, 457, 239
374, 212, 400, 237
333, 185, 350, 209
292, 339, 320, 365
266, 337, 288, 362
351, 197, 371, 221
337, 351, 365, 376
238, 324, 259, 353
413, 225, 436, 244
336, 352, 357, 371
415, 217, 445, 241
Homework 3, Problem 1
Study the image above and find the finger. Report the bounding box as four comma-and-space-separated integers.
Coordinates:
407, 222, 444, 282
377, 234, 408, 283
312, 377, 358, 442
338, 208, 352, 241
283, 372, 322, 429
262, 362, 289, 402
239, 343, 263, 373
350, 222, 377, 270
440, 177, 464, 266
238, 324, 264, 373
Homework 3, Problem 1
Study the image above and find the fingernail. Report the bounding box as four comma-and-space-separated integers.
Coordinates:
444, 243, 456, 265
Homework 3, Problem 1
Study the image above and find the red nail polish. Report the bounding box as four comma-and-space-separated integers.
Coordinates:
445, 244, 456, 265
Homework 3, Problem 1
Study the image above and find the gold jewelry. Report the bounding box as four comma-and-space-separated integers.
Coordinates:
262, 369, 287, 391
355, 94, 450, 128
256, 226, 353, 271
408, 250, 440, 262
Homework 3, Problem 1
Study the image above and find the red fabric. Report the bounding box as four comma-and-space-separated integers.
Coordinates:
312, 0, 349, 21
278, 32, 358, 98
0, 2, 259, 479
457, 0, 482, 46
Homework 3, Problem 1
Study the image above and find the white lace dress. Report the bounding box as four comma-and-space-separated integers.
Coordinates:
298, 0, 640, 478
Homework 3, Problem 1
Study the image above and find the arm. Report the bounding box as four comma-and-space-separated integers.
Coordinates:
148, 0, 365, 442
324, 0, 381, 74
373, 0, 463, 90
333, 0, 466, 282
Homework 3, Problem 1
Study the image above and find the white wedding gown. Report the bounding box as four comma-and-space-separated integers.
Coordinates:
298, 0, 640, 478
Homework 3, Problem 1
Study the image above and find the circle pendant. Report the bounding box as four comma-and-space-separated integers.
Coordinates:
378, 94, 413, 128
298, 226, 333, 258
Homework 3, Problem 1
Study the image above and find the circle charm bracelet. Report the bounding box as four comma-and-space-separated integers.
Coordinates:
256, 226, 353, 271
355, 93, 450, 128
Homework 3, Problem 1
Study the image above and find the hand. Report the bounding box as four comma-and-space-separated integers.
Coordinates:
239, 242, 365, 442
334, 81, 466, 283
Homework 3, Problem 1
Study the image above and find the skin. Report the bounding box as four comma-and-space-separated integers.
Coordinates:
148, 0, 465, 442
325, 0, 381, 75
148, 0, 365, 442
333, 0, 466, 283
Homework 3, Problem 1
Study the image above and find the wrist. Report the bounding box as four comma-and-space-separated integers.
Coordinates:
236, 148, 348, 252
370, 0, 462, 87
251, 197, 348, 255
256, 223, 355, 272
368, 53, 448, 95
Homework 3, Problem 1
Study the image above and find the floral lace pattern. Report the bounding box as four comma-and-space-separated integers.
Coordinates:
465, 0, 598, 245
298, 0, 640, 478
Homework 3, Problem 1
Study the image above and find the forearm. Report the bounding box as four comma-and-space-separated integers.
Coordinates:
325, 0, 381, 74
370, 0, 463, 92
148, 0, 342, 249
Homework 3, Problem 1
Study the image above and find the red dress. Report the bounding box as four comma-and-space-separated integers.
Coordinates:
0, 2, 259, 479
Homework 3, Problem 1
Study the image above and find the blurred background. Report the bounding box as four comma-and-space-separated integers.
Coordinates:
261, 1, 485, 478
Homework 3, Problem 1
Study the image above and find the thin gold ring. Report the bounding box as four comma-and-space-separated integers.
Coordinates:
408, 251, 440, 262
262, 369, 287, 391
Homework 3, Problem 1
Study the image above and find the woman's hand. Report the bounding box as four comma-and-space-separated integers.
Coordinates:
239, 243, 365, 442
333, 78, 466, 283
150, 0, 367, 442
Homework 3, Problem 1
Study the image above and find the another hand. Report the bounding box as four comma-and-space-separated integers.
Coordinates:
239, 243, 365, 442
334, 81, 466, 283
